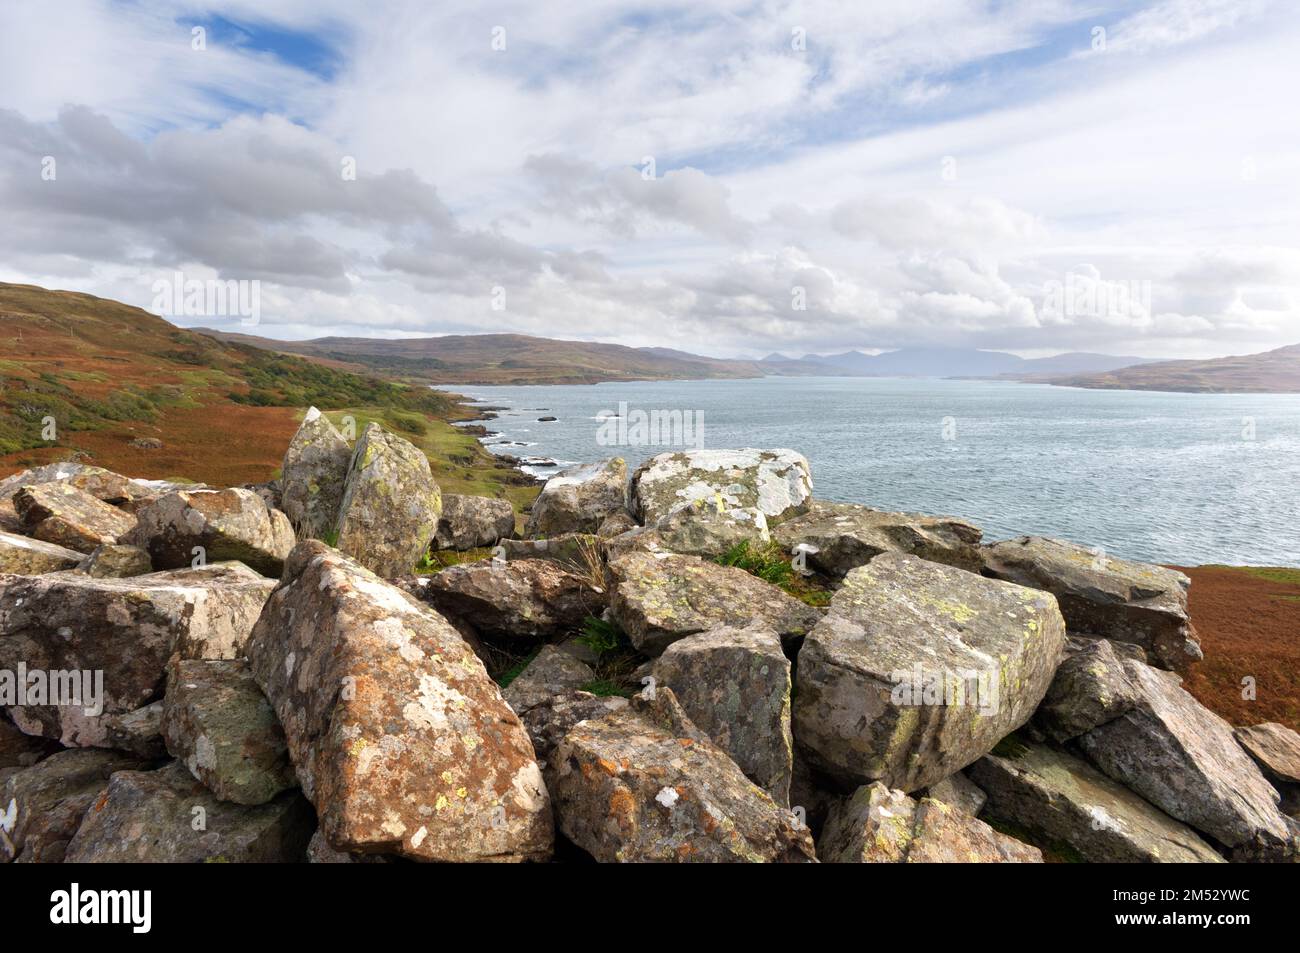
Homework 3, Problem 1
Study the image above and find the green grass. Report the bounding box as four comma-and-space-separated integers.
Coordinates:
714, 539, 834, 607
495, 648, 541, 689
576, 616, 626, 656
414, 546, 494, 575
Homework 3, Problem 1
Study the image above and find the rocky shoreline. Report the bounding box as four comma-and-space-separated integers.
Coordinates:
2, 413, 1298, 863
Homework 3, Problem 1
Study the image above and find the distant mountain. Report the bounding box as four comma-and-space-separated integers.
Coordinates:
1055, 344, 1300, 393
783, 347, 1150, 379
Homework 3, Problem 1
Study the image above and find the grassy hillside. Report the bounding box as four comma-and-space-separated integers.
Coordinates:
1056, 343, 1300, 393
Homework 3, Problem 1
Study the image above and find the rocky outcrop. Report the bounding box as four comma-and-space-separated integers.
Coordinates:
13, 482, 137, 553
279, 407, 352, 540
246, 541, 552, 862
517, 691, 629, 766
503, 645, 595, 715
76, 543, 153, 578
423, 558, 604, 639
1235, 723, 1300, 786
773, 501, 983, 577
653, 624, 793, 805
819, 782, 1042, 863
334, 423, 442, 578
162, 659, 295, 805
547, 688, 816, 862
631, 448, 813, 526
64, 761, 314, 863
434, 493, 516, 550
970, 739, 1225, 863
127, 487, 295, 577
1035, 638, 1143, 742
527, 458, 628, 537
0, 462, 147, 509
0, 530, 82, 574
608, 550, 820, 655
982, 536, 1200, 671
794, 552, 1066, 792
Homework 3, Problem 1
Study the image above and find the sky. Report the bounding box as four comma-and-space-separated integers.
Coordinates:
1, 0, 1298, 360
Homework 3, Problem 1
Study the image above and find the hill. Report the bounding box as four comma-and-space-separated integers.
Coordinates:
1055, 344, 1300, 393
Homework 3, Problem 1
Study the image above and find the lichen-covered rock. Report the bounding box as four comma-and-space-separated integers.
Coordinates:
518, 690, 629, 765
653, 625, 793, 805
500, 533, 602, 570
606, 500, 770, 561
423, 558, 604, 639
0, 462, 145, 509
306, 828, 389, 863
127, 487, 295, 577
1077, 657, 1292, 854
246, 541, 552, 862
0, 530, 82, 574
608, 550, 820, 655
1035, 638, 1142, 742
434, 493, 516, 550
162, 659, 295, 806
0, 749, 148, 863
794, 552, 1066, 792
503, 645, 595, 715
334, 423, 442, 578
925, 772, 986, 816
279, 407, 352, 540
631, 448, 813, 526
76, 543, 153, 578
969, 739, 1225, 863
526, 457, 628, 537
0, 563, 276, 745
820, 782, 1042, 863
1235, 723, 1300, 786
773, 501, 983, 577
99, 702, 166, 759
548, 688, 816, 862
13, 482, 137, 554
982, 536, 1200, 671
64, 761, 313, 863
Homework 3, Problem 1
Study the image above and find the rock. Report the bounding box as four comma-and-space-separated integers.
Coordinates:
653, 624, 793, 805
0, 530, 82, 574
925, 772, 986, 816
596, 511, 638, 538
547, 688, 816, 862
0, 748, 147, 862
819, 782, 1042, 863
423, 558, 604, 640
499, 534, 602, 570
76, 543, 153, 578
526, 458, 628, 537
306, 828, 388, 863
631, 448, 813, 526
609, 500, 771, 561
1035, 638, 1143, 742
0, 462, 144, 508
0, 716, 60, 769
608, 550, 820, 655
127, 487, 295, 577
773, 500, 983, 577
0, 499, 18, 534
162, 659, 295, 805
279, 407, 352, 540
0, 563, 276, 745
334, 423, 442, 578
13, 482, 137, 553
64, 761, 313, 863
794, 552, 1066, 792
1235, 723, 1300, 786
969, 739, 1226, 863
1077, 657, 1292, 854
503, 645, 595, 715
246, 540, 552, 862
518, 691, 629, 765
433, 493, 516, 550
129, 436, 164, 450
982, 536, 1200, 670
100, 702, 167, 759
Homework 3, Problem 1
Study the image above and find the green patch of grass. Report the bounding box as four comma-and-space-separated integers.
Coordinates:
990, 732, 1031, 759
576, 616, 626, 656
716, 540, 795, 586
320, 529, 339, 547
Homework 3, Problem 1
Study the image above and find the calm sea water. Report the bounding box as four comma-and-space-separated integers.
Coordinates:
450, 376, 1300, 567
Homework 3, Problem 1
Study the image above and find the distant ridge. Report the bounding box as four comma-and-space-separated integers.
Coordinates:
1054, 343, 1300, 393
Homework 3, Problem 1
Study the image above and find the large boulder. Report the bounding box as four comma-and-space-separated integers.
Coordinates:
13, 482, 137, 553
127, 487, 295, 577
607, 550, 820, 655
0, 530, 81, 574
162, 659, 296, 806
0, 748, 148, 862
0, 462, 146, 509
334, 423, 442, 578
1077, 657, 1293, 855
279, 407, 352, 540
773, 501, 983, 577
246, 541, 552, 862
526, 458, 627, 537
970, 740, 1225, 863
1235, 723, 1300, 786
0, 563, 276, 745
422, 558, 604, 639
434, 493, 516, 550
1034, 638, 1143, 742
76, 543, 153, 578
606, 500, 770, 561
64, 761, 314, 863
982, 536, 1200, 671
631, 448, 813, 526
547, 688, 816, 862
652, 624, 793, 805
794, 552, 1066, 792
503, 645, 595, 715
819, 782, 1042, 863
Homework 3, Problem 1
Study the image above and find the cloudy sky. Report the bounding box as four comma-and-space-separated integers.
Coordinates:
1, 0, 1298, 359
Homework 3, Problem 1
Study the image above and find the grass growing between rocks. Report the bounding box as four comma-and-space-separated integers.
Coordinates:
715, 540, 835, 608
574, 616, 639, 697
414, 546, 495, 575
